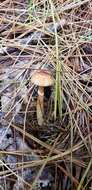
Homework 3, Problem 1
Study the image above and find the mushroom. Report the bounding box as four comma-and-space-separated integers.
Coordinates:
31, 70, 54, 126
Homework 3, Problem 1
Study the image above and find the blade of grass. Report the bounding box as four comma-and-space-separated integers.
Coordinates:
49, 0, 62, 120
77, 158, 92, 190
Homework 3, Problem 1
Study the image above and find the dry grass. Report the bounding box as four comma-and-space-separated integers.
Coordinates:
0, 0, 92, 189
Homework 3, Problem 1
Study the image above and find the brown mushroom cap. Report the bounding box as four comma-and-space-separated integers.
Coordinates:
31, 70, 54, 87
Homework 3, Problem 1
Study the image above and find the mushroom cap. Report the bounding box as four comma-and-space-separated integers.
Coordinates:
31, 70, 54, 87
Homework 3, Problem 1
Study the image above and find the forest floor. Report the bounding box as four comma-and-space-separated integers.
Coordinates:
0, 0, 92, 190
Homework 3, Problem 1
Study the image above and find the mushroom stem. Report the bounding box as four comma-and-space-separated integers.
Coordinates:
37, 86, 44, 126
